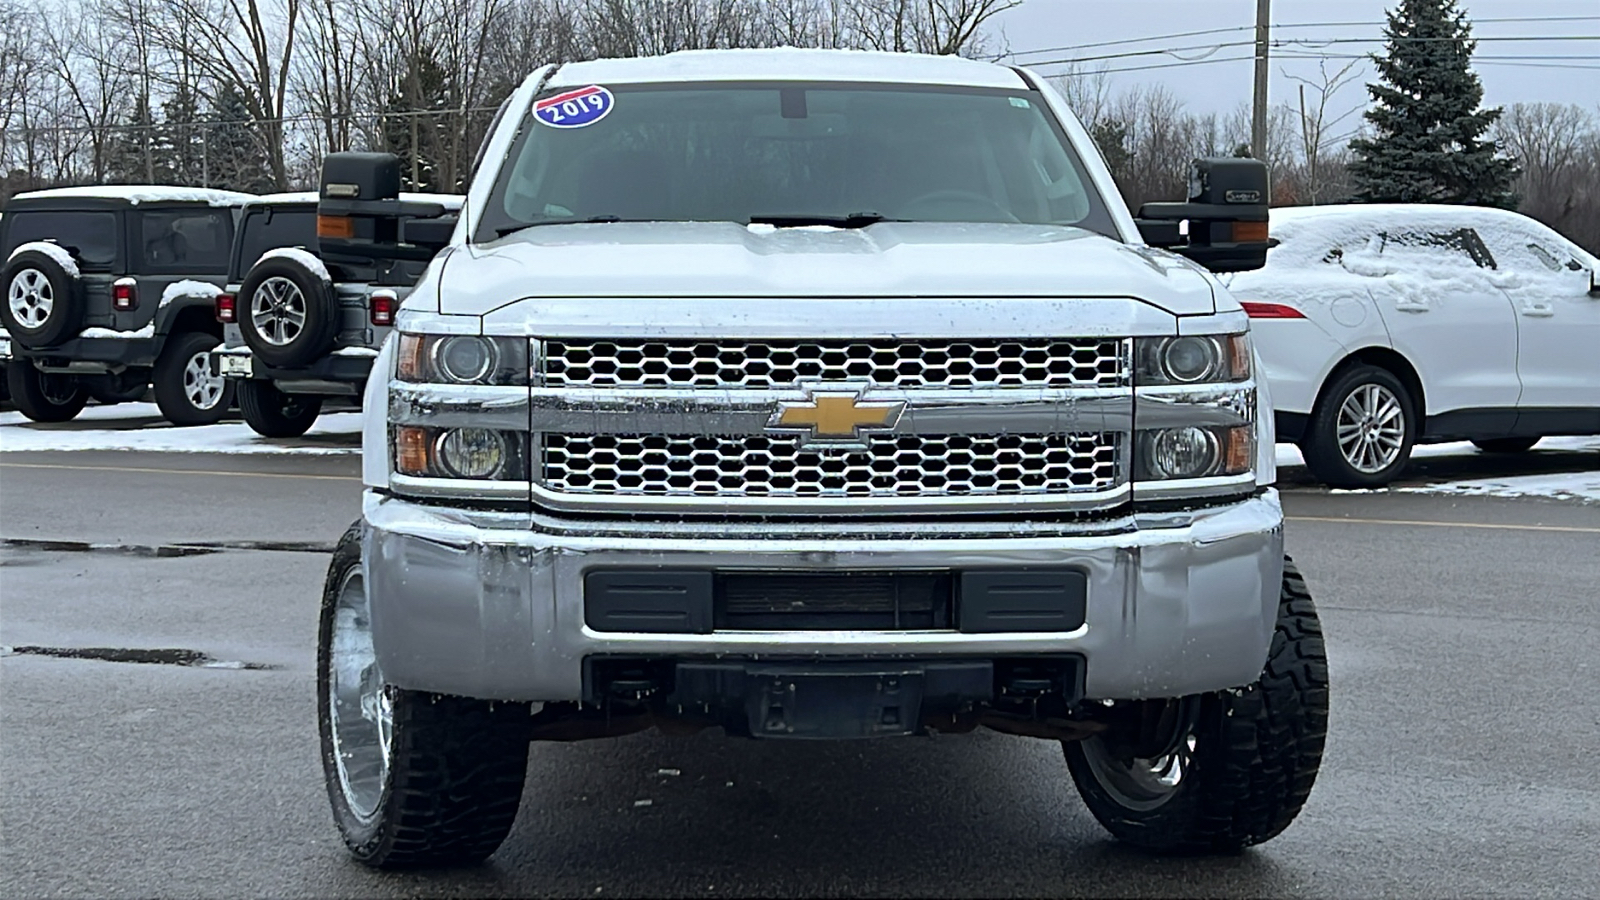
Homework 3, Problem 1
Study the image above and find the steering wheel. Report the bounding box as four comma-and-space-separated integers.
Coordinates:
898, 189, 1020, 223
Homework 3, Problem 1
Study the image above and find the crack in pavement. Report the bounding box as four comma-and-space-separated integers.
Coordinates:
0, 538, 334, 558
1, 645, 275, 669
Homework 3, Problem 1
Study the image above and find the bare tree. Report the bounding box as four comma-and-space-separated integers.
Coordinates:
156, 0, 299, 189
1280, 59, 1363, 205
1496, 102, 1600, 254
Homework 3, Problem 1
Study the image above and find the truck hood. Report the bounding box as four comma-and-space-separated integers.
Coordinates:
435, 222, 1217, 317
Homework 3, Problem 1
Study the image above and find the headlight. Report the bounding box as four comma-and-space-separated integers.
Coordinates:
1135, 425, 1254, 481
1135, 334, 1251, 385
394, 425, 528, 481
396, 333, 528, 385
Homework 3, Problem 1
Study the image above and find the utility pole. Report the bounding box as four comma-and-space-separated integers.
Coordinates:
1252, 0, 1271, 161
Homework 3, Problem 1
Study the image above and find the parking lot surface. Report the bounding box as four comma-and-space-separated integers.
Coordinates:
2, 431, 1598, 898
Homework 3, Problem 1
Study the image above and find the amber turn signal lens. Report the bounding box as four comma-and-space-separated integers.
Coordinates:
1224, 425, 1255, 475
396, 334, 426, 381
1232, 220, 1269, 243
1227, 333, 1251, 380
395, 426, 431, 476
317, 215, 355, 239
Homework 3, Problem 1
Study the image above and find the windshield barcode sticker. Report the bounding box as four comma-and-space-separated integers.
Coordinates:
534, 86, 614, 129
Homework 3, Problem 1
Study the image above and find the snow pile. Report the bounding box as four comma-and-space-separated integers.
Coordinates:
0, 402, 360, 454
8, 241, 80, 278
79, 324, 154, 339
1227, 204, 1597, 315
160, 280, 223, 308
256, 247, 332, 282
13, 185, 257, 207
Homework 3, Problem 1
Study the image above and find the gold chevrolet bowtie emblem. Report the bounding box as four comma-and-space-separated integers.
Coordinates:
768, 387, 906, 447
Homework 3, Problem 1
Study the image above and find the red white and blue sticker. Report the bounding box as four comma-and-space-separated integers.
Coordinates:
534, 85, 615, 129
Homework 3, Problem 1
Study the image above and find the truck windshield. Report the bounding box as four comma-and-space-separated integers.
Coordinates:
477, 82, 1118, 241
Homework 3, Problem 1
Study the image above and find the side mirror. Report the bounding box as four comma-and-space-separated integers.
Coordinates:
317, 152, 449, 266
1135, 157, 1272, 273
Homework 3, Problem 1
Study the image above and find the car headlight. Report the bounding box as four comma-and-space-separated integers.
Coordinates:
396, 333, 528, 385
1135, 425, 1254, 481
394, 425, 529, 481
1135, 334, 1251, 385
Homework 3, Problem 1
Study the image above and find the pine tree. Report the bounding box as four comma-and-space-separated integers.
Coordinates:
206, 85, 275, 194
157, 86, 204, 187
380, 48, 453, 192
1347, 0, 1518, 207
105, 96, 157, 185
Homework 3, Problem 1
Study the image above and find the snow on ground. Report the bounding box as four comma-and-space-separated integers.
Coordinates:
1276, 437, 1600, 503
0, 402, 360, 455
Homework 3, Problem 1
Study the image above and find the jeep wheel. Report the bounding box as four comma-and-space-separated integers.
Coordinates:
1301, 365, 1416, 488
238, 379, 322, 438
2, 249, 85, 348
318, 523, 531, 868
153, 331, 234, 426
6, 363, 87, 422
239, 257, 337, 367
1472, 436, 1539, 454
1065, 557, 1329, 853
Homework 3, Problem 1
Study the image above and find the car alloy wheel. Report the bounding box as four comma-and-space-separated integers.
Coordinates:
250, 276, 308, 346
182, 350, 227, 411
1075, 732, 1197, 812
7, 268, 54, 328
1335, 382, 1406, 474
327, 565, 391, 822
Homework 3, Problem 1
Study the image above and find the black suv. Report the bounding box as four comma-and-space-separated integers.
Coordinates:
213, 176, 461, 437
1, 186, 256, 423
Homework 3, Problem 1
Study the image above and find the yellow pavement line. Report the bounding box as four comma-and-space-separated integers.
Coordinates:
1287, 515, 1600, 535
0, 461, 360, 482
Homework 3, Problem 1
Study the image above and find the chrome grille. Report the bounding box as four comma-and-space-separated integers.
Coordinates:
541, 339, 1129, 389
540, 433, 1121, 498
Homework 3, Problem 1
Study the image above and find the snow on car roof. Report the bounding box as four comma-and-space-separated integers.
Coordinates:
13, 185, 258, 206
547, 48, 1028, 90
1264, 203, 1596, 268
249, 191, 464, 209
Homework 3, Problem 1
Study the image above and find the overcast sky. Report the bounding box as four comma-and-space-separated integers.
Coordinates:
992, 0, 1600, 122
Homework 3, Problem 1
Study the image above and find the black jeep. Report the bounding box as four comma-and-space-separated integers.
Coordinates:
212, 168, 461, 437
0, 186, 256, 424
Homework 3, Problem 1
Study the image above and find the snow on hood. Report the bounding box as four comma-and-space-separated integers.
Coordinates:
14, 185, 257, 206
435, 221, 1217, 317
1228, 204, 1597, 315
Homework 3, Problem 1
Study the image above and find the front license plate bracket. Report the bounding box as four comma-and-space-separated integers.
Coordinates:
747, 666, 926, 739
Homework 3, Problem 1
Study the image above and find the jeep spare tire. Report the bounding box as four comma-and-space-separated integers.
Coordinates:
2, 247, 86, 348
238, 254, 338, 367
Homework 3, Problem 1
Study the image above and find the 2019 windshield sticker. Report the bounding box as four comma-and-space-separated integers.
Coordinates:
534, 86, 614, 128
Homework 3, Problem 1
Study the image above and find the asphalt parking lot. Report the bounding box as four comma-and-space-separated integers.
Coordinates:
2, 414, 1597, 898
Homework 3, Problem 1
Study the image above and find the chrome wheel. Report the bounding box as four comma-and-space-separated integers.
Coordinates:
328, 566, 390, 821
182, 351, 226, 410
8, 268, 54, 328
1077, 733, 1197, 812
1335, 382, 1405, 474
250, 276, 307, 346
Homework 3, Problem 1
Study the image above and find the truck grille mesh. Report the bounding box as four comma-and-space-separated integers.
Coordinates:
541, 339, 1128, 389
540, 433, 1121, 498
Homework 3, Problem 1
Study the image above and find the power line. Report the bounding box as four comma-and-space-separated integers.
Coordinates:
1005, 15, 1600, 58
1023, 33, 1600, 70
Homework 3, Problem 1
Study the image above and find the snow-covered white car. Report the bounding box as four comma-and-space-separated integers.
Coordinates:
1228, 204, 1600, 487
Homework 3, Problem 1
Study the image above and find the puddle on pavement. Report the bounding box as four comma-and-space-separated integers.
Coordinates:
2, 645, 274, 669
0, 538, 333, 559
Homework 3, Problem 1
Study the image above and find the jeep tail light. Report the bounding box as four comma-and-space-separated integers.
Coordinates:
112, 278, 138, 311
215, 293, 237, 323
1241, 301, 1305, 319
369, 290, 397, 327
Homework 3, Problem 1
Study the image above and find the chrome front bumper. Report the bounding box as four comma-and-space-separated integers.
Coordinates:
361, 489, 1285, 703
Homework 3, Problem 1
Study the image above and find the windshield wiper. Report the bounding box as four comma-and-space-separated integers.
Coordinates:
746, 212, 899, 229
493, 216, 644, 238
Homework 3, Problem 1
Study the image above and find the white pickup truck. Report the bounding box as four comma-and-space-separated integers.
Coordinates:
315, 48, 1328, 868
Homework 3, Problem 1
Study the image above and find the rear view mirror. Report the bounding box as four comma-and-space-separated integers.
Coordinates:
317, 152, 450, 267
1135, 157, 1272, 273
